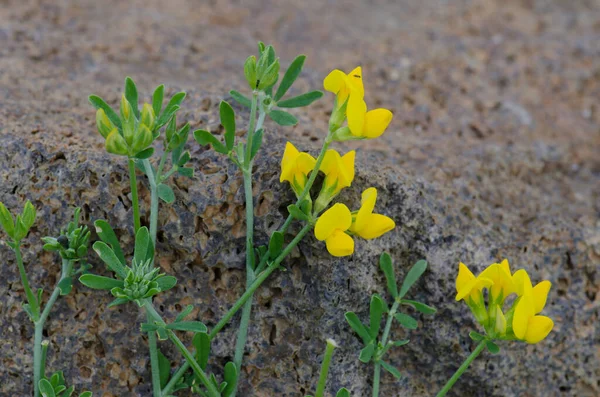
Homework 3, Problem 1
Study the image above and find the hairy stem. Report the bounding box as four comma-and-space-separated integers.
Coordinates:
436, 340, 487, 397
128, 158, 141, 233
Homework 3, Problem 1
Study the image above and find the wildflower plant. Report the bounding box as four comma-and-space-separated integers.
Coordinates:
0, 204, 92, 397
436, 259, 554, 396
345, 253, 436, 397
0, 40, 558, 397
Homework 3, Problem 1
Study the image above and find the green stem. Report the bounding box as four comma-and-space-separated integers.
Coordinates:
14, 244, 38, 320
128, 159, 141, 233
142, 159, 159, 247
147, 310, 162, 397
436, 340, 487, 397
372, 363, 381, 397
162, 362, 187, 395
315, 340, 337, 397
40, 340, 49, 380
244, 92, 259, 167
33, 258, 73, 397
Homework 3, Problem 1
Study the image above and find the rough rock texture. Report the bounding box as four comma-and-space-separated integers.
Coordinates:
1, 0, 599, 396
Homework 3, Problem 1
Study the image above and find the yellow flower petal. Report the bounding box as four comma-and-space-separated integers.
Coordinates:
323, 69, 347, 94
524, 315, 554, 344
347, 95, 367, 137
500, 258, 511, 275
354, 214, 395, 240
339, 150, 356, 188
363, 108, 393, 138
513, 293, 535, 340
512, 269, 533, 297
456, 263, 474, 295
479, 263, 515, 301
351, 188, 377, 233
325, 229, 355, 257
347, 66, 364, 97
532, 280, 551, 314
280, 142, 301, 182
314, 203, 352, 241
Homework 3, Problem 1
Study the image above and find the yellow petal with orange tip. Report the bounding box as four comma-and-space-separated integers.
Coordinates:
363, 108, 393, 138
347, 95, 367, 137
532, 280, 551, 314
524, 315, 554, 344
325, 229, 355, 257
314, 203, 352, 241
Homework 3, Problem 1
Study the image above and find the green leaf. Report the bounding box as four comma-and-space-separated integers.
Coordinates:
57, 277, 73, 295
469, 331, 486, 341
79, 392, 93, 397
274, 55, 306, 101
392, 339, 410, 347
193, 129, 228, 154
401, 299, 436, 315
229, 90, 251, 108
268, 231, 284, 259
221, 362, 238, 397
124, 77, 140, 119
379, 252, 397, 298
89, 95, 122, 130
219, 101, 236, 151
345, 312, 371, 344
156, 276, 177, 292
0, 202, 15, 238
171, 123, 191, 163
134, 147, 154, 159
178, 167, 194, 178
79, 274, 124, 290
269, 110, 298, 126
369, 295, 385, 339
158, 350, 171, 388
156, 327, 168, 341
359, 343, 375, 363
380, 361, 402, 379
398, 260, 428, 298
92, 241, 128, 279
166, 321, 207, 333
177, 151, 191, 167
38, 379, 56, 397
486, 340, 500, 354
193, 332, 210, 370
336, 388, 350, 397
157, 92, 186, 128
158, 184, 175, 204
287, 204, 309, 221
21, 201, 36, 230
141, 322, 159, 332
93, 220, 126, 266
277, 91, 323, 108
133, 227, 153, 265
250, 128, 263, 159
152, 84, 165, 117
175, 304, 194, 322
394, 313, 418, 330
108, 297, 129, 307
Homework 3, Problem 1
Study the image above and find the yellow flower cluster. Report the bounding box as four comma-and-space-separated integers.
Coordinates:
456, 260, 553, 344
279, 66, 395, 257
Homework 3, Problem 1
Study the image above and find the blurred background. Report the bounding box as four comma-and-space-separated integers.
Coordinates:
0, 0, 599, 396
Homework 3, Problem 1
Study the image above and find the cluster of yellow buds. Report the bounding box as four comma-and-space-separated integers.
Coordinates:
96, 95, 157, 157
280, 66, 395, 257
456, 260, 553, 344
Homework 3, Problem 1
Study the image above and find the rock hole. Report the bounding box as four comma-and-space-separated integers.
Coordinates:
269, 323, 277, 345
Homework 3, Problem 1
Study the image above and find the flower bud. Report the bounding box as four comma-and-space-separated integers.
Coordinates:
256, 46, 272, 78
120, 94, 132, 121
132, 124, 154, 154
258, 59, 280, 90
140, 103, 155, 131
96, 109, 114, 139
105, 128, 129, 156
244, 55, 257, 89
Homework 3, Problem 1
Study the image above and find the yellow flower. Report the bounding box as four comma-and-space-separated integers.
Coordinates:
349, 188, 395, 239
323, 66, 364, 107
319, 149, 355, 195
455, 262, 493, 324
280, 142, 317, 197
512, 270, 553, 344
478, 259, 515, 304
347, 95, 393, 139
314, 203, 354, 257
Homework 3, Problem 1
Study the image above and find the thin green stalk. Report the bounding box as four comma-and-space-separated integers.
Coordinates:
128, 159, 141, 233
40, 341, 49, 380
142, 159, 159, 246
244, 92, 259, 167
315, 340, 337, 397
33, 258, 73, 397
147, 310, 162, 397
372, 363, 381, 397
162, 362, 186, 395
14, 244, 38, 319
436, 340, 487, 397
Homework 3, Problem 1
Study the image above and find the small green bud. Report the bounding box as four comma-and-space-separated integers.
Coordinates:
244, 55, 258, 89
21, 201, 36, 230
105, 128, 129, 156
256, 45, 273, 79
0, 202, 15, 238
132, 124, 154, 154
257, 58, 279, 90
96, 109, 114, 139
140, 103, 155, 130
120, 94, 132, 121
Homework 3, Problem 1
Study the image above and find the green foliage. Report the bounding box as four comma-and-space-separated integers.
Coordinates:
0, 200, 36, 242
38, 371, 91, 397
